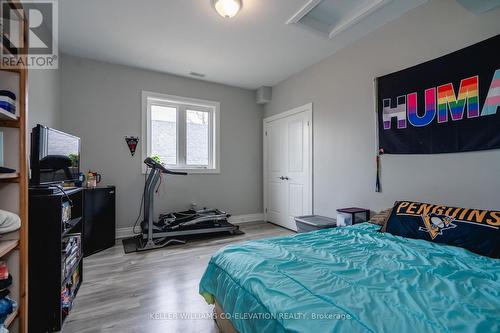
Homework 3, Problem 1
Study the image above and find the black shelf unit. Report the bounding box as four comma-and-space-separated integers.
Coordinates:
28, 187, 84, 332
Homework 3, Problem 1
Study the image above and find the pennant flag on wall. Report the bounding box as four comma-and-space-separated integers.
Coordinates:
125, 136, 139, 156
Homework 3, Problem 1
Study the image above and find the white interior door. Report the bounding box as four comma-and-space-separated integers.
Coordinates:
264, 104, 312, 231
265, 119, 287, 226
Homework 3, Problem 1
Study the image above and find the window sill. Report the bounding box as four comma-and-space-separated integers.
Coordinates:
141, 168, 220, 175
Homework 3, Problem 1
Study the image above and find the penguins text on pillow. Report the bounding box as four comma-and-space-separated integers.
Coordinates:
383, 201, 500, 258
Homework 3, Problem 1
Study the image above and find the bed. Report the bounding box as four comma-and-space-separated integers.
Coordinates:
199, 223, 500, 333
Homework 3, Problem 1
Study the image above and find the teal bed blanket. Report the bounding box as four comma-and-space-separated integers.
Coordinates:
199, 223, 500, 333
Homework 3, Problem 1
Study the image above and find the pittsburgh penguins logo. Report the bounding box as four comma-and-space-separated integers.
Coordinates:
419, 213, 457, 239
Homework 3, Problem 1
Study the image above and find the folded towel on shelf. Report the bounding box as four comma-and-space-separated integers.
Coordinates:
0, 275, 11, 291
0, 91, 15, 100
0, 167, 16, 174
0, 91, 16, 116
0, 289, 9, 299
0, 262, 7, 280
0, 210, 20, 234
0, 296, 17, 325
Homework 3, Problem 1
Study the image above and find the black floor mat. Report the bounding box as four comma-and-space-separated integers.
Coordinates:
121, 229, 244, 254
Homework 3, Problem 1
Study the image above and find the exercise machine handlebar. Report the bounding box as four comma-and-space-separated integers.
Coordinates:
144, 157, 188, 175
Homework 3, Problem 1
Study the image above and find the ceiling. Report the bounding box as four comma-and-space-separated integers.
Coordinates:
60, 0, 427, 89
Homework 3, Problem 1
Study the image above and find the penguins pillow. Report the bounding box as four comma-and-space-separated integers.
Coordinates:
383, 201, 500, 258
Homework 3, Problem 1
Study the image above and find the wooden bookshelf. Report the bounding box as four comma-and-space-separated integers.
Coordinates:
0, 239, 18, 257
0, 172, 20, 181
0, 120, 20, 128
0, 67, 21, 74
0, 1, 28, 332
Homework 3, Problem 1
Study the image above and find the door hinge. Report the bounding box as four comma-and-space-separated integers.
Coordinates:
265, 131, 268, 136
307, 121, 310, 126
265, 208, 268, 213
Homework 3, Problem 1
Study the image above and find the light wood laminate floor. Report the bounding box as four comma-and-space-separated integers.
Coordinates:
64, 222, 292, 333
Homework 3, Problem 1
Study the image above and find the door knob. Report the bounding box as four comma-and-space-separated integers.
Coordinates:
278, 176, 285, 180
284, 176, 289, 180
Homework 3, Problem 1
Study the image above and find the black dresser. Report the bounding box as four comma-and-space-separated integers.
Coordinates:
83, 186, 116, 257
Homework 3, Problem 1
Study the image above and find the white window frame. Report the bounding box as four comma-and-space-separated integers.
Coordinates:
141, 91, 220, 174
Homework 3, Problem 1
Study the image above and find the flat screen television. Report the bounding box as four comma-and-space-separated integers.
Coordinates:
30, 124, 81, 186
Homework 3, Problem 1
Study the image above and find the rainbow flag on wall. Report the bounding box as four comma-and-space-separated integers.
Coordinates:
377, 34, 500, 154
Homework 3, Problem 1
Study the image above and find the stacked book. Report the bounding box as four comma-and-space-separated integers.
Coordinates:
61, 266, 80, 316
61, 234, 81, 280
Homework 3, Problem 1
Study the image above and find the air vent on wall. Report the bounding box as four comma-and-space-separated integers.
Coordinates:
287, 0, 392, 39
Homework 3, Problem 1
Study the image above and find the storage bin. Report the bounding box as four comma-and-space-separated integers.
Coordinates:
294, 215, 336, 233
336, 212, 353, 226
336, 207, 370, 226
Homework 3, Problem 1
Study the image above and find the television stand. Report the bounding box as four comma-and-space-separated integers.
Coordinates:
28, 187, 84, 332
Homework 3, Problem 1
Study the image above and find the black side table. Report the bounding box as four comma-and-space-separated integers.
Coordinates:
336, 207, 370, 224
83, 186, 116, 256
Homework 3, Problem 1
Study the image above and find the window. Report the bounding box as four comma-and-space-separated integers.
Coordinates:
142, 91, 220, 173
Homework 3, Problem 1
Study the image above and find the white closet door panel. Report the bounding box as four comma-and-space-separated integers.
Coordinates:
264, 104, 312, 231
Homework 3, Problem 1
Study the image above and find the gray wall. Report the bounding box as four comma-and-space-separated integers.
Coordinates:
60, 55, 263, 228
265, 0, 500, 216
28, 68, 61, 129
28, 14, 61, 130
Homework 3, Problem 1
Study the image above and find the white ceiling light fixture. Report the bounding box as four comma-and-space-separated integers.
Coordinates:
212, 0, 242, 18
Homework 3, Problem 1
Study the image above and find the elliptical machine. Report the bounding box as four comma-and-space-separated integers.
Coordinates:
138, 157, 240, 251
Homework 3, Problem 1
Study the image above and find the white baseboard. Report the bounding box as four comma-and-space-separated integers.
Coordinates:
115, 213, 264, 239
116, 226, 135, 239
229, 213, 264, 224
